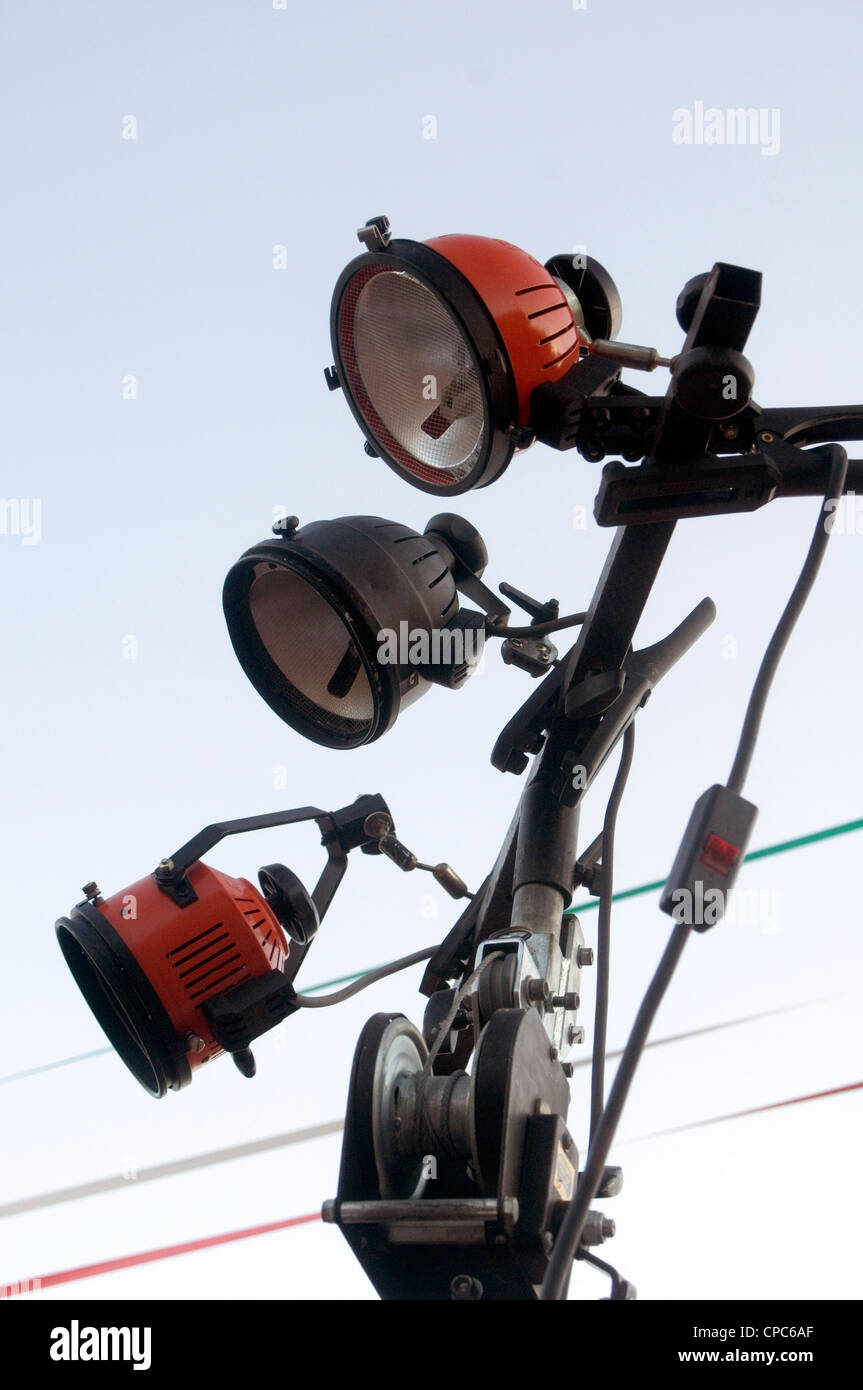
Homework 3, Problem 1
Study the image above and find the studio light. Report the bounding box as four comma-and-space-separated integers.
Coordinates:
223, 512, 499, 750
55, 797, 399, 1097
326, 216, 622, 495
56, 863, 298, 1097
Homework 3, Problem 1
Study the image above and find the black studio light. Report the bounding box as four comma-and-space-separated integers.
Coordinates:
223, 512, 500, 749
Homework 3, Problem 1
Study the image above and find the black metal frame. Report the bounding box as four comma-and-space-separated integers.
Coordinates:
335, 257, 863, 1299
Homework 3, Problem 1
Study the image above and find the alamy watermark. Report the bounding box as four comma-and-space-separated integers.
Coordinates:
377, 621, 484, 668
0, 498, 41, 545
669, 881, 782, 933
672, 102, 781, 157
50, 1321, 151, 1371
824, 491, 863, 535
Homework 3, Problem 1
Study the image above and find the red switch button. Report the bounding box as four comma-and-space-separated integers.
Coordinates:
699, 832, 740, 877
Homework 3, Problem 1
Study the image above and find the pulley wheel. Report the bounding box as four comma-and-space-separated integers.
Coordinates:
347, 1013, 429, 1200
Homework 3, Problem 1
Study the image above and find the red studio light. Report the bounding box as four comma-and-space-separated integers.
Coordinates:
327, 216, 622, 495
55, 799, 391, 1097
56, 862, 292, 1097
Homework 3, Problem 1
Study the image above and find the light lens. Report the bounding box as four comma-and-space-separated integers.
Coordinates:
339, 264, 487, 488
248, 565, 376, 741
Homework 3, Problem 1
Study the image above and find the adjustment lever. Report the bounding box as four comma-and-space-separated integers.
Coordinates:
372, 830, 472, 900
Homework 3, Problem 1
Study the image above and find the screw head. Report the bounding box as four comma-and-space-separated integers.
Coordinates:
576, 945, 594, 968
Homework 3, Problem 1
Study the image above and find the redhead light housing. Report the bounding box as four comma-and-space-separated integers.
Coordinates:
223, 512, 503, 750
326, 216, 621, 495
55, 797, 393, 1097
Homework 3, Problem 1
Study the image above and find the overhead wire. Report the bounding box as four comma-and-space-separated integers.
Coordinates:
5, 813, 861, 1089
5, 1075, 859, 1297
0, 998, 828, 1222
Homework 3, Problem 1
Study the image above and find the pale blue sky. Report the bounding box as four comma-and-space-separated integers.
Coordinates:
2, 0, 862, 1300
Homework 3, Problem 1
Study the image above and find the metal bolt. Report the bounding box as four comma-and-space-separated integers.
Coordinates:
561, 1132, 573, 1152
272, 514, 299, 537
183, 1033, 205, 1053
542, 1231, 554, 1254
759, 431, 775, 444
576, 945, 594, 968
720, 422, 738, 440
525, 978, 550, 1005
451, 1274, 483, 1301
567, 1025, 585, 1046
551, 991, 580, 1011
582, 1210, 616, 1245
537, 645, 551, 660
509, 637, 524, 649
156, 858, 175, 876
81, 881, 102, 903
549, 1045, 559, 1062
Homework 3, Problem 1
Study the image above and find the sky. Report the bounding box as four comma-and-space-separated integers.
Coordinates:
1, 0, 861, 1302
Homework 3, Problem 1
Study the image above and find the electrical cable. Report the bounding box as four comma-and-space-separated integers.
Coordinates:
6, 813, 861, 1090
542, 923, 692, 1301
626, 1078, 863, 1143
728, 444, 848, 794
590, 721, 635, 1145
542, 448, 848, 1296
0, 1000, 820, 1222
7, 1072, 859, 1297
293, 945, 436, 1007
422, 950, 503, 1078
564, 813, 863, 917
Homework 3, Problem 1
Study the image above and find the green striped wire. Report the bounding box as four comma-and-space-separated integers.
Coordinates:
6, 815, 862, 1088
563, 814, 863, 916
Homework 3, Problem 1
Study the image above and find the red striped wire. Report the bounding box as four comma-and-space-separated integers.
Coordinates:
2, 1212, 321, 1296
5, 1076, 858, 1297
628, 1078, 863, 1142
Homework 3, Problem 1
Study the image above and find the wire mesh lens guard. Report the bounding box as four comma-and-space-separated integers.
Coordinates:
330, 235, 583, 495
223, 515, 487, 750
339, 264, 487, 488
